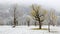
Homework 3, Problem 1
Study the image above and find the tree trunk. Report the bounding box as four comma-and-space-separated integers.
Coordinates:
37, 17, 42, 29
39, 21, 42, 29
48, 23, 50, 32
28, 22, 29, 26
13, 18, 16, 28
35, 21, 37, 26
38, 18, 42, 29
27, 21, 30, 26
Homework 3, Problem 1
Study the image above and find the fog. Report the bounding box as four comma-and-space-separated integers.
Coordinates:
0, 0, 60, 25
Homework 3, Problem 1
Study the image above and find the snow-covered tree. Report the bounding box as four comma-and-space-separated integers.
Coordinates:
47, 9, 57, 32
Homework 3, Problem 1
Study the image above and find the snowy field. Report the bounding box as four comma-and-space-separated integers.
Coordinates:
0, 25, 60, 34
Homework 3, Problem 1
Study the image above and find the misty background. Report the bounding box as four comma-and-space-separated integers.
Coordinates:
0, 0, 60, 25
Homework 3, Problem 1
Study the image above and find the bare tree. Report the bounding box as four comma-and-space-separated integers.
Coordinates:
31, 4, 47, 29
13, 4, 18, 28
26, 15, 31, 26
48, 9, 57, 32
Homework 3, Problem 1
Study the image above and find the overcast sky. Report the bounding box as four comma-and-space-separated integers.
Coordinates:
0, 0, 60, 12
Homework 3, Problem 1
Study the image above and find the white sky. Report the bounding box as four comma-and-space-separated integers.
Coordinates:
0, 0, 60, 12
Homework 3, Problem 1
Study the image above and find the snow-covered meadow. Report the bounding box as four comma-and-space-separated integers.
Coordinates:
0, 25, 60, 34
0, 0, 60, 34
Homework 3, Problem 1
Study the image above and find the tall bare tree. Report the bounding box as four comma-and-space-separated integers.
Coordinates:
31, 4, 47, 29
13, 4, 18, 28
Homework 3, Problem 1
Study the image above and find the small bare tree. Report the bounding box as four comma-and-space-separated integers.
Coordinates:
48, 9, 57, 32
26, 15, 31, 26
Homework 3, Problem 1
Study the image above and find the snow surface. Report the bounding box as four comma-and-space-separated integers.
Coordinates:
0, 25, 60, 34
